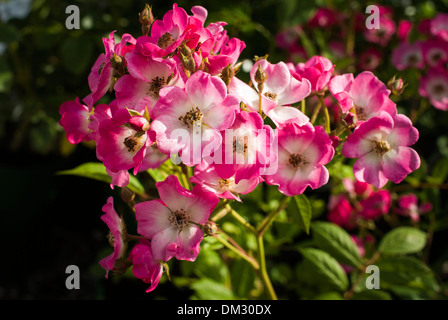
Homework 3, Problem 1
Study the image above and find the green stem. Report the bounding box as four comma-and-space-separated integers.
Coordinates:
255, 196, 290, 300
257, 196, 290, 236
318, 95, 331, 134
181, 163, 193, 190
310, 101, 322, 124
301, 99, 306, 114
214, 231, 259, 271
227, 204, 258, 234
257, 235, 278, 300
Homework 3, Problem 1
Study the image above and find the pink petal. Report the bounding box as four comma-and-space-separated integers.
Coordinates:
382, 146, 420, 184
135, 199, 172, 239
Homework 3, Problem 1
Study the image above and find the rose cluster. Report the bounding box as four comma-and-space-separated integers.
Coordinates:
392, 13, 448, 111
59, 3, 421, 292
276, 5, 448, 111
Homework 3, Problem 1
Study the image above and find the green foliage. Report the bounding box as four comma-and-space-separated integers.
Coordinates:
57, 162, 145, 195
378, 227, 427, 255
287, 194, 312, 234
311, 221, 363, 269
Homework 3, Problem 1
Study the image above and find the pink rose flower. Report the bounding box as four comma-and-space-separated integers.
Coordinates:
135, 175, 219, 262
329, 71, 396, 123
395, 194, 432, 222
99, 197, 126, 278
96, 108, 151, 175
419, 67, 448, 111
128, 238, 163, 293
59, 97, 92, 144
422, 39, 448, 68
327, 195, 357, 230
431, 13, 448, 41
84, 31, 136, 107
358, 190, 391, 220
392, 41, 424, 70
211, 111, 276, 183
291, 56, 335, 94
248, 59, 311, 126
151, 70, 239, 166
342, 112, 420, 189
264, 122, 334, 196
364, 16, 396, 47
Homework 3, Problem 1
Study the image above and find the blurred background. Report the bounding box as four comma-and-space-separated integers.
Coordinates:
1, 0, 448, 299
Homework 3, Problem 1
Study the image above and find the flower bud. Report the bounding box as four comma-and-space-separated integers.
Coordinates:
202, 221, 218, 237
221, 64, 235, 87
129, 115, 150, 132
254, 63, 268, 85
139, 4, 154, 36
387, 76, 406, 95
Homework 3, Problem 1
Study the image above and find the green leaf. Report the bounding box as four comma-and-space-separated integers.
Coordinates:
299, 247, 349, 292
378, 227, 427, 255
57, 162, 145, 195
430, 157, 448, 183
191, 278, 235, 300
374, 256, 439, 298
287, 194, 312, 234
230, 258, 255, 299
311, 221, 363, 269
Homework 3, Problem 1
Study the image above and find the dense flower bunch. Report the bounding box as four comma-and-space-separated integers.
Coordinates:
59, 3, 422, 293
391, 13, 448, 111
276, 5, 448, 112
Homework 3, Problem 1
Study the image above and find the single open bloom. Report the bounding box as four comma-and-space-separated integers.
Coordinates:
84, 31, 136, 107
329, 71, 396, 123
96, 108, 152, 175
290, 55, 335, 94
151, 70, 239, 166
342, 112, 420, 189
247, 59, 311, 127
114, 54, 182, 114
419, 67, 448, 111
264, 122, 334, 196
210, 111, 277, 183
391, 41, 424, 70
135, 175, 219, 262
